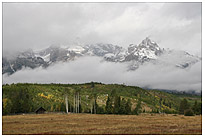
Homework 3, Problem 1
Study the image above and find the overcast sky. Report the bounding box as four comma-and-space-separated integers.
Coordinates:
3, 2, 202, 57
2, 3, 202, 92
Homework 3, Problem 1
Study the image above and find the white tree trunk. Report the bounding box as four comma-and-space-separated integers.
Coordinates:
65, 94, 68, 114
94, 100, 96, 114
74, 94, 75, 113
78, 92, 79, 113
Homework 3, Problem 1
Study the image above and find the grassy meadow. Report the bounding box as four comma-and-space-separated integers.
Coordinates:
2, 113, 202, 135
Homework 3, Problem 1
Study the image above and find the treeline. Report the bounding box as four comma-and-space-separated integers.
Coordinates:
2, 84, 142, 115
179, 98, 202, 116
104, 94, 142, 115
2, 83, 202, 116
3, 86, 33, 115
3, 84, 66, 115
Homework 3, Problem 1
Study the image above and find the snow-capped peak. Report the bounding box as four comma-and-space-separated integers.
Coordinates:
139, 37, 159, 48
2, 37, 201, 75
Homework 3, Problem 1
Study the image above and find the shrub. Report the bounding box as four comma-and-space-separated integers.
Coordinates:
184, 109, 194, 116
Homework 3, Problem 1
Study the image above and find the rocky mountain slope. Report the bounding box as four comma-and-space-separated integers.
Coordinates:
3, 37, 201, 75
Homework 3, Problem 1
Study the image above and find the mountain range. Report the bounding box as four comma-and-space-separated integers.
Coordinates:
3, 37, 201, 75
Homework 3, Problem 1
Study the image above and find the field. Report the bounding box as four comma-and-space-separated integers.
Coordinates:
2, 113, 202, 135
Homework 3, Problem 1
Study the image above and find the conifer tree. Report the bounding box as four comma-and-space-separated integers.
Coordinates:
192, 100, 202, 115
134, 97, 142, 115
91, 81, 95, 88
179, 98, 190, 114
114, 96, 121, 114
125, 99, 132, 115
192, 100, 198, 114
105, 95, 113, 114
119, 98, 127, 114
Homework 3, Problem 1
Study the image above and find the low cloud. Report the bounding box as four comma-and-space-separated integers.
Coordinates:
3, 56, 202, 93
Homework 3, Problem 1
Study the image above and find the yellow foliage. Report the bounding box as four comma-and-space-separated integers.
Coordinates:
38, 93, 54, 100
162, 104, 169, 109
3, 98, 8, 109
47, 94, 53, 99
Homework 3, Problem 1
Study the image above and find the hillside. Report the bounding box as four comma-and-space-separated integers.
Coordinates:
2, 82, 202, 115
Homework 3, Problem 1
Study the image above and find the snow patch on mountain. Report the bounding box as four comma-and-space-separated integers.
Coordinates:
2, 37, 201, 75
67, 45, 85, 54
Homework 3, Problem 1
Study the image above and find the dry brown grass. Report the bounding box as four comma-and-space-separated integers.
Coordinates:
2, 113, 202, 135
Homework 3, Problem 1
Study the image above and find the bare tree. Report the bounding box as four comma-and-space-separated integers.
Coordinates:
65, 94, 68, 114
64, 88, 71, 114
74, 91, 80, 113
73, 93, 75, 113
78, 92, 79, 113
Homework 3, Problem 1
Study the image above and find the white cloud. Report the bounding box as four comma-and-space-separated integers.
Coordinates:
3, 56, 202, 93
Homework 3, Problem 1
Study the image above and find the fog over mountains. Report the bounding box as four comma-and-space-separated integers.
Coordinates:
3, 37, 200, 75
3, 38, 202, 93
